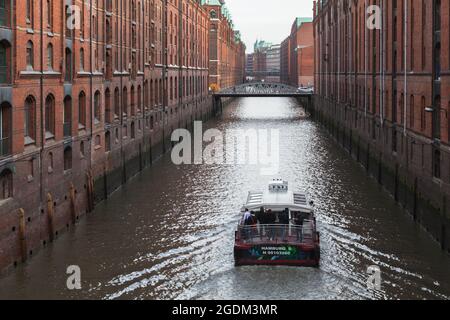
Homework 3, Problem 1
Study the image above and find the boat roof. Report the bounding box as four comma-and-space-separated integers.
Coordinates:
242, 180, 313, 213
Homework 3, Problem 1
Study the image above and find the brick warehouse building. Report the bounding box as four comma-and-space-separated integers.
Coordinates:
0, 0, 245, 272
280, 17, 314, 88
313, 0, 450, 251
203, 0, 246, 91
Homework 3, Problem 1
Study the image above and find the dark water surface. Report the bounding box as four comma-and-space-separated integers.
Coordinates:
1, 97, 450, 300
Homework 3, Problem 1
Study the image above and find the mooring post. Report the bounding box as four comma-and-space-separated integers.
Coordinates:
47, 193, 54, 241
70, 183, 76, 224
18, 208, 27, 262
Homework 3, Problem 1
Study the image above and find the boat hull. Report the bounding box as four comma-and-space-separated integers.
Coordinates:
234, 242, 320, 268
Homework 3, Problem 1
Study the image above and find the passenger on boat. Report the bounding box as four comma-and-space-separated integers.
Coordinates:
266, 209, 276, 240
293, 211, 309, 240
243, 209, 252, 224
293, 212, 302, 240
279, 208, 290, 241
255, 207, 265, 238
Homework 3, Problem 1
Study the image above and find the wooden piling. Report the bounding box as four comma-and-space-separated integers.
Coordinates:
18, 208, 27, 262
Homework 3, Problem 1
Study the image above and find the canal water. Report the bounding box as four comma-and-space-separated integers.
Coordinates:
1, 97, 450, 300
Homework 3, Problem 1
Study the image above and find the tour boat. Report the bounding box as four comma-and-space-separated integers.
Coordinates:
234, 179, 320, 267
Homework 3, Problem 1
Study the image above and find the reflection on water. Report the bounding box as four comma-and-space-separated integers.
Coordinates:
1, 97, 450, 300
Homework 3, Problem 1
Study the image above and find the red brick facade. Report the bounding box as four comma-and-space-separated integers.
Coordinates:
0, 0, 244, 273
203, 1, 246, 91
313, 0, 450, 250
280, 18, 314, 87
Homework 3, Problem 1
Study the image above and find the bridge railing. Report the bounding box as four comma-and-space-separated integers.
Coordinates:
215, 82, 311, 96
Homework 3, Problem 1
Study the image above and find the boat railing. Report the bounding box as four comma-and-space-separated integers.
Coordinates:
236, 222, 315, 245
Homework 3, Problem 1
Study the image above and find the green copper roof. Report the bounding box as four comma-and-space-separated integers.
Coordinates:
296, 17, 313, 28
201, 0, 222, 5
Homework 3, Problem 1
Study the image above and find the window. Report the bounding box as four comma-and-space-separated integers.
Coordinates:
63, 96, 72, 137
0, 169, 12, 200
0, 41, 10, 83
0, 0, 10, 27
25, 0, 34, 25
24, 96, 36, 142
131, 122, 135, 139
80, 141, 85, 157
64, 147, 72, 171
105, 131, 111, 152
47, 43, 54, 70
79, 48, 85, 71
78, 91, 86, 127
47, 0, 53, 30
130, 86, 135, 116
105, 89, 112, 123
123, 87, 128, 116
137, 85, 142, 112
45, 95, 55, 135
114, 88, 120, 117
0, 102, 11, 156
26, 41, 34, 70
65, 48, 72, 82
433, 148, 441, 179
94, 91, 101, 122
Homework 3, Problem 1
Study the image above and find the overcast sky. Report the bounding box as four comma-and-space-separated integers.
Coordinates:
224, 0, 314, 53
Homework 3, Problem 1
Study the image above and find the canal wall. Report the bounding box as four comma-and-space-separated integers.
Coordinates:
310, 96, 450, 254
0, 98, 215, 275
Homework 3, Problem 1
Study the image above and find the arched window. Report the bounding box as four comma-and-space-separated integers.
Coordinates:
122, 87, 128, 116
130, 86, 135, 116
63, 96, 72, 137
63, 146, 72, 171
78, 91, 86, 127
24, 96, 36, 142
105, 88, 112, 123
137, 85, 142, 112
210, 10, 217, 19
144, 81, 148, 109
114, 88, 120, 117
0, 169, 12, 200
0, 102, 11, 156
45, 94, 55, 135
94, 90, 101, 121
26, 41, 34, 70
